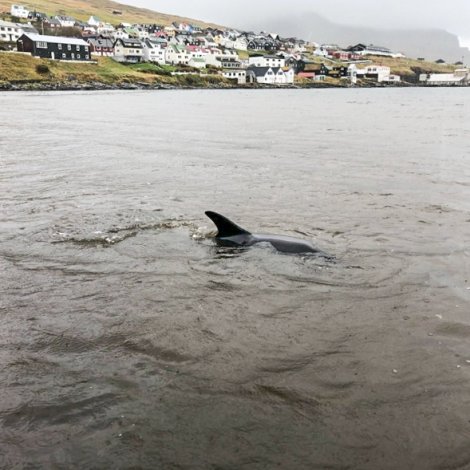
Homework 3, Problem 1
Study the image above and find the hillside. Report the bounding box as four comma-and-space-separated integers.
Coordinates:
0, 0, 218, 27
0, 52, 231, 89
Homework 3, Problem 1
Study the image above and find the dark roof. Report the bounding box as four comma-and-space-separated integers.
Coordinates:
116, 38, 143, 48
247, 66, 281, 77
87, 37, 113, 48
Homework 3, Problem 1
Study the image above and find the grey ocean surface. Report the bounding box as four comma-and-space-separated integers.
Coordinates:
1, 88, 470, 469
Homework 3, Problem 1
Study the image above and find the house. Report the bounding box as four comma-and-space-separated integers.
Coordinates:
247, 37, 277, 52
204, 48, 239, 68
347, 43, 404, 58
188, 57, 206, 68
247, 66, 294, 85
17, 33, 90, 60
87, 36, 114, 56
97, 23, 115, 35
419, 69, 469, 85
55, 16, 76, 28
165, 44, 191, 65
332, 51, 350, 61
123, 26, 139, 38
296, 61, 347, 78
136, 27, 149, 40
10, 4, 29, 18
0, 19, 37, 42
297, 72, 316, 80
248, 54, 285, 68
142, 38, 166, 64
43, 17, 61, 29
356, 65, 395, 82
321, 44, 341, 57
347, 64, 357, 84
28, 11, 47, 21
113, 37, 143, 63
163, 25, 177, 37
233, 36, 248, 51
88, 16, 101, 27
223, 69, 247, 84
313, 47, 328, 57
217, 57, 242, 69
112, 29, 129, 40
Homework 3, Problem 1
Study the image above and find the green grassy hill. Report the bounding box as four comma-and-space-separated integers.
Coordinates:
0, 0, 218, 27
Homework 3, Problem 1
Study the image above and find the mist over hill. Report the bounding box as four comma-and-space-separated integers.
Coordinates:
245, 12, 469, 63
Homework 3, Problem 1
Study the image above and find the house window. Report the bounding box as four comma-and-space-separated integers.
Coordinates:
62, 53, 66, 58
36, 41, 47, 48
77, 54, 80, 59
76, 45, 79, 51
86, 54, 89, 59
58, 44, 62, 50
71, 53, 74, 59
67, 44, 71, 51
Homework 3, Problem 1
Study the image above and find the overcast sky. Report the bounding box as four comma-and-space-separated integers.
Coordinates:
122, 0, 470, 47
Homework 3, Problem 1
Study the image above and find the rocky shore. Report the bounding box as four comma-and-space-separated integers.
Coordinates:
0, 78, 416, 91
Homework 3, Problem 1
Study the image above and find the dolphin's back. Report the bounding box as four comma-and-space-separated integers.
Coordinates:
205, 211, 328, 256
205, 211, 250, 237
254, 234, 321, 254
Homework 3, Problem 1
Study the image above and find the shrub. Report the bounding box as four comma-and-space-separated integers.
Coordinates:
36, 63, 50, 74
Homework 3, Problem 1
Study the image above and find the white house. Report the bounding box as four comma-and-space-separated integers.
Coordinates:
222, 69, 246, 84
142, 38, 166, 64
0, 19, 22, 41
233, 37, 248, 51
88, 16, 101, 27
10, 4, 29, 18
419, 69, 469, 85
356, 65, 394, 82
313, 47, 328, 57
136, 28, 149, 40
247, 66, 294, 85
97, 23, 115, 35
165, 44, 191, 65
112, 29, 129, 40
248, 54, 286, 68
189, 57, 206, 68
0, 19, 37, 42
113, 38, 143, 63
348, 64, 358, 84
204, 48, 239, 68
55, 16, 76, 28
348, 43, 404, 58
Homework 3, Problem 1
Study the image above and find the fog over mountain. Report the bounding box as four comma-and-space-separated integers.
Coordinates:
256, 12, 469, 63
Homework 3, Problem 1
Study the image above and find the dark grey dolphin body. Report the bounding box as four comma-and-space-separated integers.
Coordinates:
205, 211, 329, 255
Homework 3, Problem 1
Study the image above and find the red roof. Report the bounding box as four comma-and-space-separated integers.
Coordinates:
298, 72, 315, 78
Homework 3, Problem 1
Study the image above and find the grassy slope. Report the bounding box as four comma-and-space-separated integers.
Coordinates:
0, 52, 229, 86
364, 55, 456, 78
0, 0, 219, 26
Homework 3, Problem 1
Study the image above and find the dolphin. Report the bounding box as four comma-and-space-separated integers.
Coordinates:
205, 211, 329, 255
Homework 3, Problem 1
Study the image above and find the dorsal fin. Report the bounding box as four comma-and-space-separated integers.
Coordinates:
205, 211, 251, 237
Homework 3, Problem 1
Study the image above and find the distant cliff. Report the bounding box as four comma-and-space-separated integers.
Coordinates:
252, 12, 469, 63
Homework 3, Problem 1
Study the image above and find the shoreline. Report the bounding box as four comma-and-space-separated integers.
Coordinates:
2, 79, 456, 92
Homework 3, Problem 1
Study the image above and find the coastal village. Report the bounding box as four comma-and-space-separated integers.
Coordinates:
1, 3, 469, 88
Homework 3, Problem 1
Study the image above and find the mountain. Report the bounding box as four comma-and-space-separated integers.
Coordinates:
247, 12, 469, 63
0, 0, 218, 27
